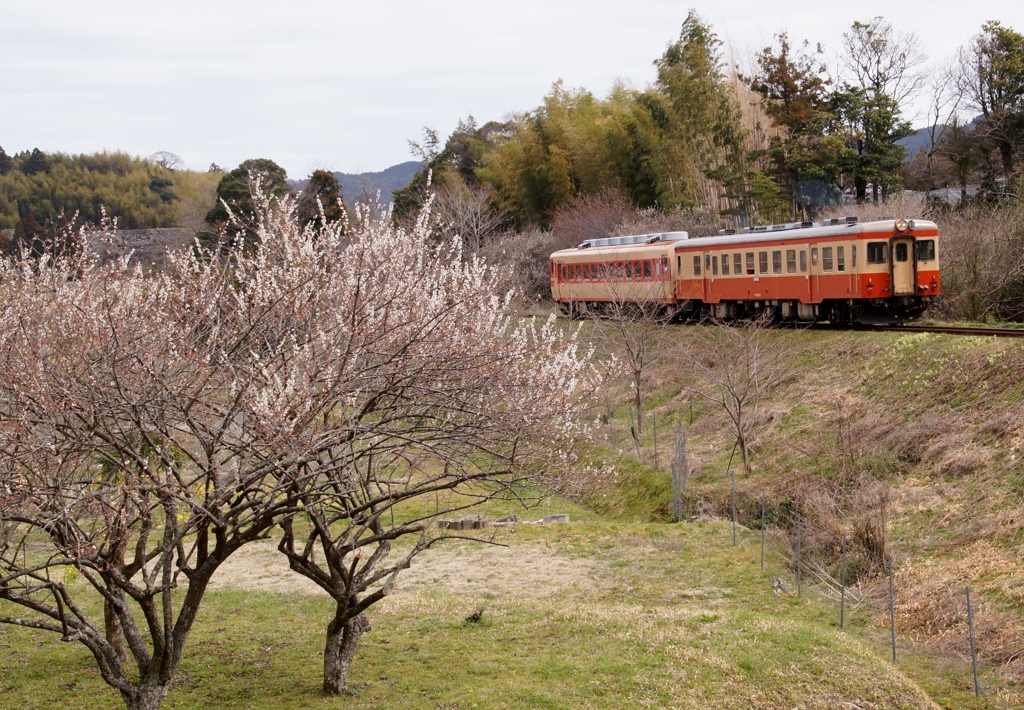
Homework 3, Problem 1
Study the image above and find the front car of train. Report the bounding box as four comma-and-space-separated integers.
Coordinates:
549, 219, 940, 325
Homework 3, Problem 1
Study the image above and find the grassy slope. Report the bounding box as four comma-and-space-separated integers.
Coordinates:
588, 323, 1024, 707
4, 325, 1023, 709
1, 511, 944, 709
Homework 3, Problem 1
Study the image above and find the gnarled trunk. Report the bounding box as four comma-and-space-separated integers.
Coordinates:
120, 683, 168, 710
104, 598, 129, 663
323, 612, 371, 695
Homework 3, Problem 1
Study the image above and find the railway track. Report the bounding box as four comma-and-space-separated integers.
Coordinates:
855, 323, 1024, 338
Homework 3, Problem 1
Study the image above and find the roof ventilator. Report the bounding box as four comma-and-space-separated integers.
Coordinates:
741, 221, 820, 235
578, 231, 689, 249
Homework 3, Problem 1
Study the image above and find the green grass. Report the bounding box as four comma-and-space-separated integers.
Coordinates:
0, 515, 1000, 709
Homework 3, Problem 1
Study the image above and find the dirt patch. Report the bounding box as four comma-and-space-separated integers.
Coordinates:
208, 536, 603, 599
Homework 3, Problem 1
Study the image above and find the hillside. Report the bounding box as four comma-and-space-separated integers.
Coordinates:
334, 161, 420, 204
0, 150, 220, 231
288, 162, 420, 205
3, 323, 1022, 708
583, 321, 1024, 707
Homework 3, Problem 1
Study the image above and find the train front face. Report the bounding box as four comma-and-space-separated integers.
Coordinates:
855, 219, 939, 324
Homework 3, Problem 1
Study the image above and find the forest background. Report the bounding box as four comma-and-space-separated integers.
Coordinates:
1, 11, 1022, 317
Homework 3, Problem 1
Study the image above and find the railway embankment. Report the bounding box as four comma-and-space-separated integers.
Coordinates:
584, 323, 1024, 705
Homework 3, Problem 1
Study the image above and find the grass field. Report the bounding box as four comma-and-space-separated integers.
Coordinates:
0, 498, 1004, 709
5, 325, 1024, 709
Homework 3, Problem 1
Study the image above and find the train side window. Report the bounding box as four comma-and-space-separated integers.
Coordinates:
644, 260, 652, 278
705, 254, 711, 271
822, 247, 833, 272
772, 250, 782, 274
759, 251, 768, 274
837, 246, 845, 272
663, 257, 669, 273
613, 262, 621, 279
557, 264, 564, 281
677, 256, 682, 273
746, 252, 754, 275
915, 239, 935, 261
786, 249, 796, 273
712, 255, 719, 276
721, 253, 730, 275
811, 247, 819, 266
800, 250, 807, 272
895, 242, 909, 262
867, 242, 887, 263
576, 264, 583, 280
598, 263, 605, 280
583, 264, 590, 280
624, 262, 633, 279
734, 253, 742, 275
636, 261, 643, 279
693, 255, 701, 276
851, 245, 857, 268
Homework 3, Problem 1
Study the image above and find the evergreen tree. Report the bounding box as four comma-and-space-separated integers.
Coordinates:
22, 148, 50, 175
203, 158, 290, 248
0, 146, 13, 176
296, 169, 345, 229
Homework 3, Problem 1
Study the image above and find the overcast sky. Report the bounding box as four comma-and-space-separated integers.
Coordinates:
1, 1, 1020, 178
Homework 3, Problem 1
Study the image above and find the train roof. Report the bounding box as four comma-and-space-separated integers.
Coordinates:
671, 218, 938, 251
549, 218, 938, 260
550, 232, 686, 259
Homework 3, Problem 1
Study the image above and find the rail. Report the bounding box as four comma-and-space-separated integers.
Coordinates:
854, 324, 1024, 338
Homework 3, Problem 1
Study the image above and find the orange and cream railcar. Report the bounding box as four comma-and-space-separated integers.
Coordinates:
549, 232, 687, 317
550, 219, 940, 324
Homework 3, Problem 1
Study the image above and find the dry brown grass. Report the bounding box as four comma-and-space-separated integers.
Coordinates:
892, 541, 1024, 683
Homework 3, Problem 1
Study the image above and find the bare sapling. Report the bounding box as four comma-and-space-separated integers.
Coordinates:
670, 313, 789, 473
595, 282, 674, 435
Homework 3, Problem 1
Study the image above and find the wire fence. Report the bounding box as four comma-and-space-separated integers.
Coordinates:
595, 410, 987, 699
736, 480, 985, 698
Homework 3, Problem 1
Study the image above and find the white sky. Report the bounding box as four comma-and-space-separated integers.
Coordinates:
1, 0, 1020, 178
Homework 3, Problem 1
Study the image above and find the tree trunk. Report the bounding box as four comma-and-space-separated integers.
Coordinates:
670, 424, 689, 522
104, 599, 129, 663
854, 176, 867, 204
121, 683, 168, 710
738, 430, 751, 474
998, 138, 1014, 182
323, 612, 371, 695
633, 372, 643, 434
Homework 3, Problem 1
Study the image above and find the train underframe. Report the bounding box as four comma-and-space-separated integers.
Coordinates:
561, 296, 933, 325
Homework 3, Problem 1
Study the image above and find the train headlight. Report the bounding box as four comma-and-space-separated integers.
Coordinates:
895, 219, 909, 233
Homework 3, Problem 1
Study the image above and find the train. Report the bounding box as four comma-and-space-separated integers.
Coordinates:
549, 217, 940, 325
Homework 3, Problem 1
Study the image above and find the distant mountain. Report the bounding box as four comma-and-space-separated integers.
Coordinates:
897, 127, 938, 161
897, 115, 981, 162
334, 161, 421, 204
287, 161, 422, 205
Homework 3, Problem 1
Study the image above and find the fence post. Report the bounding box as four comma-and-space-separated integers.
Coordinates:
840, 535, 847, 630
888, 558, 897, 664
731, 470, 737, 547
796, 510, 802, 598
653, 412, 658, 470
628, 409, 641, 459
760, 495, 765, 572
967, 586, 980, 698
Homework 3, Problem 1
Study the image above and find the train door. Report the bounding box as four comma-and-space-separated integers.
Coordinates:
705, 251, 718, 302
808, 242, 822, 302
890, 237, 916, 295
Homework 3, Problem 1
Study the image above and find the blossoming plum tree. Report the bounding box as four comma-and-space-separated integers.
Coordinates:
0, 188, 597, 708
